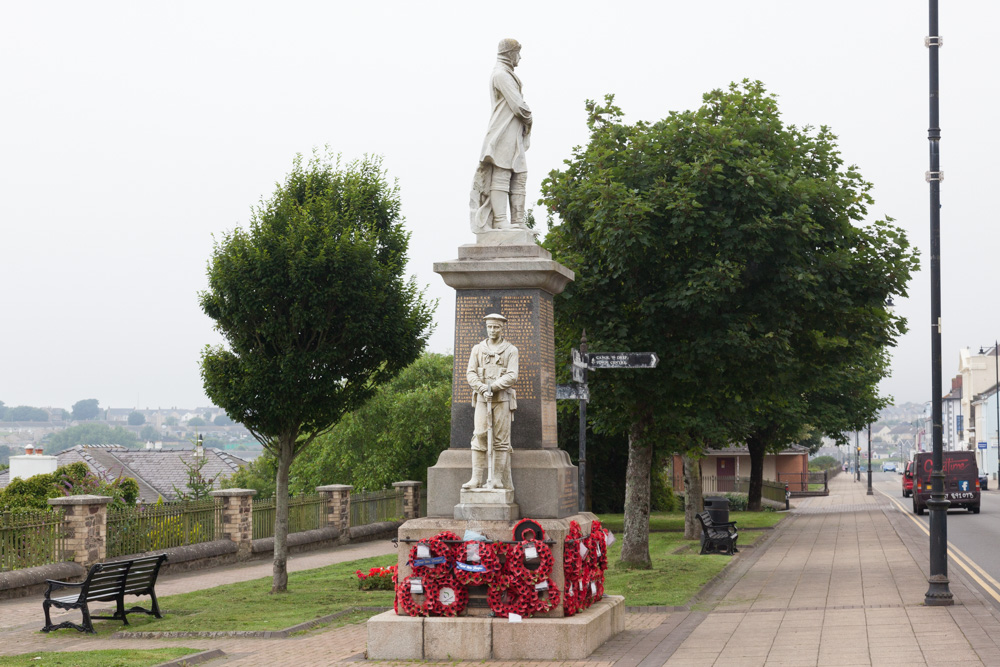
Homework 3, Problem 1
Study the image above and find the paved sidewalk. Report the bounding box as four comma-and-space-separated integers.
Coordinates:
6, 477, 1000, 665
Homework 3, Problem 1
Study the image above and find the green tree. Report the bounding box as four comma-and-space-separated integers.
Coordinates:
0, 462, 138, 510
187, 416, 207, 427
5, 405, 49, 421
172, 454, 218, 500
42, 423, 139, 453
200, 151, 434, 593
127, 411, 146, 426
164, 416, 179, 426
139, 425, 160, 441
71, 399, 101, 421
541, 82, 915, 565
296, 352, 452, 491
214, 414, 234, 426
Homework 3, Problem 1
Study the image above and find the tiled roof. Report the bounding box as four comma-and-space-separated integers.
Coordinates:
0, 445, 248, 502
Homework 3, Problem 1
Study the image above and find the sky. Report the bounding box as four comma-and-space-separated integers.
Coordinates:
1, 1, 995, 412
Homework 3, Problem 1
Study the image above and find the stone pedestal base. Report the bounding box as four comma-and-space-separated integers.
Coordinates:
367, 595, 624, 660
428, 449, 578, 518
456, 487, 518, 520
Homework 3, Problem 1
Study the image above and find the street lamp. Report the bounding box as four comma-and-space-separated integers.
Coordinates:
855, 431, 861, 482
924, 0, 952, 606
867, 423, 873, 496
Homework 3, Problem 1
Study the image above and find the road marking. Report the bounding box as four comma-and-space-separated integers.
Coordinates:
878, 489, 1000, 604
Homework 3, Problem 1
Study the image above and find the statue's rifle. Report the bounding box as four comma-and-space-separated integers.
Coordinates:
486, 386, 494, 486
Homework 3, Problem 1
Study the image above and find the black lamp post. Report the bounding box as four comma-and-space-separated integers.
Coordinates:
867, 424, 873, 495
855, 431, 861, 482
924, 0, 952, 606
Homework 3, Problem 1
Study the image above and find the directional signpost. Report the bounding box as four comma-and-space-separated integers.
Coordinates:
558, 333, 659, 512
586, 352, 659, 370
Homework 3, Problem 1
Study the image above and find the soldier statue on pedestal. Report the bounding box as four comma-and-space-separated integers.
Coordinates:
463, 313, 518, 491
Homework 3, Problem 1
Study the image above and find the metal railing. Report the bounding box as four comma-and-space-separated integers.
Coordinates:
350, 488, 405, 527
735, 477, 788, 504
252, 493, 328, 540
106, 499, 220, 558
0, 509, 65, 571
777, 471, 829, 494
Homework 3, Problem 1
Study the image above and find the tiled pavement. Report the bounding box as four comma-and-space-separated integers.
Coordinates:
6, 477, 1000, 665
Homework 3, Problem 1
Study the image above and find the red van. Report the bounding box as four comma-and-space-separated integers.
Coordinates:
911, 450, 980, 515
902, 461, 914, 497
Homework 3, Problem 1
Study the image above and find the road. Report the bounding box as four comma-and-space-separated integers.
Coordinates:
867, 470, 1000, 608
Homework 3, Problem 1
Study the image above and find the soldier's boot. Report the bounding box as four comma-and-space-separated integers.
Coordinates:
490, 190, 511, 228
510, 193, 527, 228
462, 448, 487, 489
483, 451, 511, 490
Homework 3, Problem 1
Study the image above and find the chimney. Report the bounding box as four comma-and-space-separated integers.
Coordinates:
24, 444, 34, 456
145, 441, 154, 450
154, 441, 162, 450
34, 445, 42, 455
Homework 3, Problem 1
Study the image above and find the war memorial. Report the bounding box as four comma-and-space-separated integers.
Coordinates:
365, 38, 625, 660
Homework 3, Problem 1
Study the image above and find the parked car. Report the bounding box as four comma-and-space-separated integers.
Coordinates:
980, 473, 989, 491
911, 450, 980, 514
882, 462, 897, 473
902, 461, 914, 497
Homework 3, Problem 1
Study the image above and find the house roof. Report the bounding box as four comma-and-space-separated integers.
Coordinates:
0, 445, 247, 503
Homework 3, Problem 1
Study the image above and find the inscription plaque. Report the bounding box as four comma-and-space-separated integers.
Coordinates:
450, 289, 557, 450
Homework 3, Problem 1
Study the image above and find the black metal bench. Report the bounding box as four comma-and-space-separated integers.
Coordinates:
42, 554, 168, 633
696, 511, 739, 555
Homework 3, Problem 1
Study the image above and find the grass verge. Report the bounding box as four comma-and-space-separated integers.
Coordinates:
596, 510, 784, 534
89, 554, 396, 634
0, 648, 200, 667
601, 531, 742, 606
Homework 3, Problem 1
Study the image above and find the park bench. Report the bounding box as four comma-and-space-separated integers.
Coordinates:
696, 511, 739, 556
42, 554, 168, 633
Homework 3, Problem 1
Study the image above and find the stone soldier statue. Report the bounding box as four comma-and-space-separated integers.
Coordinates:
470, 38, 532, 234
463, 313, 519, 490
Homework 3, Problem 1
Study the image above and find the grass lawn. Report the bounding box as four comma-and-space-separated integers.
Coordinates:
64, 513, 783, 633
596, 510, 784, 534
0, 648, 200, 667
89, 554, 396, 634
601, 530, 764, 606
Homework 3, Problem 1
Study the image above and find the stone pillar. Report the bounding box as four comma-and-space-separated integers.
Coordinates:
392, 481, 422, 519
48, 495, 112, 568
316, 484, 353, 530
210, 488, 256, 560
428, 240, 580, 518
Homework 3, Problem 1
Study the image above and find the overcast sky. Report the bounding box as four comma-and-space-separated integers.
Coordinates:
1, 1, 993, 412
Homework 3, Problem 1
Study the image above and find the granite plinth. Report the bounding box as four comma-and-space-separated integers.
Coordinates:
459, 487, 513, 504
366, 595, 624, 660
428, 449, 578, 519
454, 502, 519, 521
473, 228, 538, 246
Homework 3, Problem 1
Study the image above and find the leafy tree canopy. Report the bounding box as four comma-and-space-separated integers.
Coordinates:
187, 416, 206, 427
213, 414, 234, 426
2, 405, 50, 422
542, 81, 916, 560
42, 423, 139, 453
71, 399, 101, 421
225, 352, 452, 496
200, 151, 434, 592
139, 425, 160, 441
127, 411, 146, 426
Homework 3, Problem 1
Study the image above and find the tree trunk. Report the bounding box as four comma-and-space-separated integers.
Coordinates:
746, 432, 766, 512
271, 436, 293, 593
682, 454, 703, 540
620, 418, 652, 568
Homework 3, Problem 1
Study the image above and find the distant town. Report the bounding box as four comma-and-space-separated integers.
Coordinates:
0, 400, 263, 467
